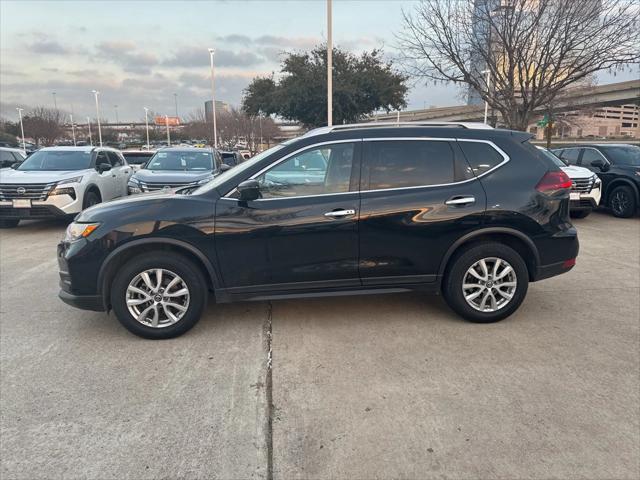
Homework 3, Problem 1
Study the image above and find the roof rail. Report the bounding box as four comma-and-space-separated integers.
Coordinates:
303, 121, 493, 138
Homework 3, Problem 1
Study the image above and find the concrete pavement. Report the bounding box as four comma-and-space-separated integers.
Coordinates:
1, 212, 639, 479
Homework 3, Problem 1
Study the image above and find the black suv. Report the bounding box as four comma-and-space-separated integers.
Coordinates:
552, 144, 640, 218
58, 123, 579, 339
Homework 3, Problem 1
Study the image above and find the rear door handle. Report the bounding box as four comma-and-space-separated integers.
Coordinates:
445, 196, 475, 206
324, 209, 356, 218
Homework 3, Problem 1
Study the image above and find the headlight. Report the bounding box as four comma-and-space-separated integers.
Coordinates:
196, 176, 214, 185
128, 179, 142, 194
65, 222, 100, 242
57, 176, 83, 185
593, 175, 601, 185
49, 186, 76, 199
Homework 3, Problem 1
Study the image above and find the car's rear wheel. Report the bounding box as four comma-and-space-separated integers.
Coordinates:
0, 219, 19, 228
110, 253, 207, 339
609, 185, 636, 218
570, 209, 591, 219
443, 242, 529, 323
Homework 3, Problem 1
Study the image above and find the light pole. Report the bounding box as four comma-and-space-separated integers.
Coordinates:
208, 48, 218, 148
259, 114, 263, 152
165, 115, 171, 145
481, 69, 491, 125
91, 90, 103, 146
143, 107, 150, 150
70, 114, 76, 146
52, 91, 57, 110
16, 108, 26, 154
87, 117, 93, 146
114, 105, 119, 124
173, 93, 178, 118
327, 0, 333, 127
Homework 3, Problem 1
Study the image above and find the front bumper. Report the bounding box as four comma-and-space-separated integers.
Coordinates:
569, 184, 601, 210
58, 290, 105, 312
0, 203, 70, 219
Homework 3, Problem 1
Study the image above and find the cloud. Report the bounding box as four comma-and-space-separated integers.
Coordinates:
95, 41, 158, 74
216, 34, 253, 46
163, 47, 265, 68
28, 40, 70, 55
255, 35, 319, 49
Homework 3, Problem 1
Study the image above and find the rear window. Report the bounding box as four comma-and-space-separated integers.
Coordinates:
458, 141, 504, 176
363, 140, 455, 190
123, 153, 154, 165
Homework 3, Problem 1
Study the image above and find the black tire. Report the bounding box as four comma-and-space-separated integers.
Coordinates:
443, 242, 529, 323
83, 190, 100, 209
609, 185, 636, 218
0, 219, 19, 228
110, 252, 207, 339
570, 209, 591, 219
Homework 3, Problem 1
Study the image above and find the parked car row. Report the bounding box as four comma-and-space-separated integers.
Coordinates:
0, 145, 239, 227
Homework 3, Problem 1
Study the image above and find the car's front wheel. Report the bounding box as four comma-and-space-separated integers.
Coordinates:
609, 185, 636, 218
110, 253, 207, 339
443, 242, 529, 323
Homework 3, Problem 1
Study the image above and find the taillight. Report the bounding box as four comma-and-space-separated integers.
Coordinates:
536, 170, 572, 194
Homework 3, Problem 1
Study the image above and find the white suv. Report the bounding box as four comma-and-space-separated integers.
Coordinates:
0, 146, 132, 227
537, 147, 601, 218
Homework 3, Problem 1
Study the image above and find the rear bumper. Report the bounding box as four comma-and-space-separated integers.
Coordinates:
534, 259, 576, 281
58, 290, 105, 312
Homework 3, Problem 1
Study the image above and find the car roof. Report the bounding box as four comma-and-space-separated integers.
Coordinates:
39, 146, 120, 153
157, 146, 214, 152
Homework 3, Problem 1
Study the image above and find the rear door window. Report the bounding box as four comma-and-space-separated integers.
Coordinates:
560, 148, 581, 165
362, 140, 455, 190
581, 148, 607, 166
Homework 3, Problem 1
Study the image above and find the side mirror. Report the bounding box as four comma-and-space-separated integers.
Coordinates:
219, 163, 231, 172
10, 162, 19, 169
97, 162, 112, 173
237, 179, 260, 201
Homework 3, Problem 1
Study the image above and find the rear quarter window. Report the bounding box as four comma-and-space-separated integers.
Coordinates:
458, 141, 505, 176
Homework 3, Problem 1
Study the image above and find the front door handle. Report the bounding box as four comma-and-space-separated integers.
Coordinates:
324, 209, 356, 218
445, 196, 475, 206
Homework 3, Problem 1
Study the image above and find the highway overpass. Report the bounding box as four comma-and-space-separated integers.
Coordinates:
373, 80, 640, 123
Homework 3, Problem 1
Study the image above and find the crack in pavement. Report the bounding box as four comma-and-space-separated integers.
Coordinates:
255, 301, 274, 480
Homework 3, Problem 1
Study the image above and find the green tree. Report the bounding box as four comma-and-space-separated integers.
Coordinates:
242, 46, 408, 128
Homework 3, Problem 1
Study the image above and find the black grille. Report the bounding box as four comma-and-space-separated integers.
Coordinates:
0, 183, 55, 200
139, 181, 195, 192
571, 177, 595, 193
0, 205, 60, 218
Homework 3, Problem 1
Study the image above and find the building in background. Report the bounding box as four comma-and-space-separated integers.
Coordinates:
528, 104, 639, 139
204, 100, 231, 123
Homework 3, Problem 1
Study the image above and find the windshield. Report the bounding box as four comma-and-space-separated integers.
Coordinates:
537, 147, 566, 168
600, 145, 640, 166
123, 153, 154, 165
17, 150, 92, 171
145, 151, 213, 171
192, 143, 288, 195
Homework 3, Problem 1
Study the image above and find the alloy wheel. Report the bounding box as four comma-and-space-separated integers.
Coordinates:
462, 257, 517, 313
126, 268, 190, 328
611, 190, 629, 216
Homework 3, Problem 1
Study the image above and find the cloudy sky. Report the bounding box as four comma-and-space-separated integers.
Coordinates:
1, 0, 637, 123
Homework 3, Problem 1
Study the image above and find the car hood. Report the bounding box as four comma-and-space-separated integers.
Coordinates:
561, 165, 595, 179
131, 170, 214, 183
0, 169, 90, 184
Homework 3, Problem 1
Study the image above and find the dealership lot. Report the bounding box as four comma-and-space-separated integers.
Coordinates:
1, 212, 638, 479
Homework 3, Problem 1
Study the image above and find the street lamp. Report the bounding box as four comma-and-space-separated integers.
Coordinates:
327, 0, 333, 126
165, 115, 171, 145
208, 47, 218, 148
87, 117, 93, 146
70, 114, 76, 146
173, 93, 178, 118
91, 90, 103, 146
16, 108, 26, 154
481, 69, 491, 125
143, 107, 150, 150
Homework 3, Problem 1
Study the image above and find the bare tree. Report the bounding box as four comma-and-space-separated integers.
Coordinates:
397, 0, 640, 130
22, 107, 64, 146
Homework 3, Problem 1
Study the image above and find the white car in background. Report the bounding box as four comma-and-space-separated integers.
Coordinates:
0, 146, 132, 228
537, 146, 601, 218
0, 147, 26, 169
